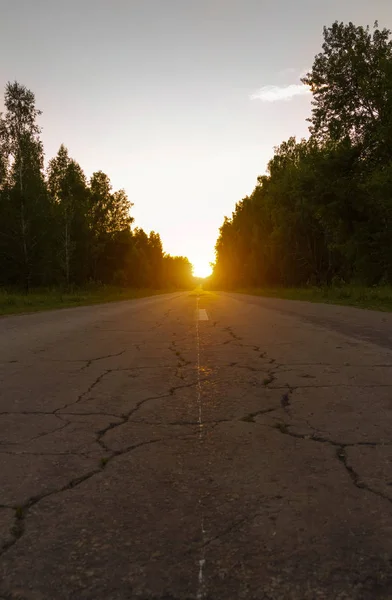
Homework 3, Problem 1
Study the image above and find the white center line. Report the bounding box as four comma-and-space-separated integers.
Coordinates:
197, 557, 206, 599
196, 301, 204, 438
196, 297, 207, 599
198, 309, 209, 321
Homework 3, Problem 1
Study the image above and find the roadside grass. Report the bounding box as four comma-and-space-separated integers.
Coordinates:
0, 286, 181, 317
6, 284, 392, 316
233, 286, 392, 312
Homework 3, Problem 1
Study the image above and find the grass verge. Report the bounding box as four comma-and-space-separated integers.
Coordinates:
233, 286, 392, 312
0, 287, 179, 317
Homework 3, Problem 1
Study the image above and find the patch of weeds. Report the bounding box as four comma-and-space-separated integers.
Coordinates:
15, 506, 24, 520
11, 506, 25, 539
263, 374, 274, 386
99, 457, 109, 468
11, 522, 24, 538
281, 393, 290, 409
273, 422, 288, 434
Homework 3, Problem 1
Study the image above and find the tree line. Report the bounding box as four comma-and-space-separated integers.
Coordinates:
212, 21, 392, 288
0, 82, 193, 291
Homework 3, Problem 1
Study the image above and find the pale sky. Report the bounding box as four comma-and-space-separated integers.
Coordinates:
1, 0, 391, 276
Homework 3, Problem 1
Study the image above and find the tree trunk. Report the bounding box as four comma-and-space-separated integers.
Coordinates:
19, 155, 30, 293
65, 219, 70, 287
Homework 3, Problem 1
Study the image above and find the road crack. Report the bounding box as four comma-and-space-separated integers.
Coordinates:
0, 437, 168, 558
336, 446, 392, 506
80, 350, 126, 370
265, 420, 392, 507
54, 369, 113, 413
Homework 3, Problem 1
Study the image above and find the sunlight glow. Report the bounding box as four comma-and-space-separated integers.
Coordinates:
192, 260, 213, 279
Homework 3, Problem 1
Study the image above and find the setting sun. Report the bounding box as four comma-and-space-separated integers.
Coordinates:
192, 260, 213, 279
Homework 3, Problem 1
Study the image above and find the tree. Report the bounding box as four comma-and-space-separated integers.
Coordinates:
0, 82, 52, 289
163, 255, 193, 288
48, 145, 88, 286
302, 21, 392, 159
0, 114, 7, 187
0, 80, 193, 291
211, 20, 392, 290
88, 171, 133, 281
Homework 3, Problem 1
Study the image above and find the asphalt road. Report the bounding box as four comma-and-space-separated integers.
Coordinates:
1, 291, 392, 600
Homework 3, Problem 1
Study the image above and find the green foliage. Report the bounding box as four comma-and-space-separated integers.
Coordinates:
0, 82, 193, 292
162, 255, 193, 288
212, 20, 392, 290
302, 21, 392, 154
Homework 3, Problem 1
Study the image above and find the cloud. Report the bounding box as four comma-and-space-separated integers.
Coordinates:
250, 83, 311, 102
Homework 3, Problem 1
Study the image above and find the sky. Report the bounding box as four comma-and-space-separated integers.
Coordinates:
1, 0, 392, 277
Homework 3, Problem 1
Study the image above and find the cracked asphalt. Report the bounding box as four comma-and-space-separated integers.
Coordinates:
1, 291, 392, 599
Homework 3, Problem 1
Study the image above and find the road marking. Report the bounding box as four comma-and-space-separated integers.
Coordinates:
196, 302, 204, 437
196, 298, 207, 599
197, 558, 206, 599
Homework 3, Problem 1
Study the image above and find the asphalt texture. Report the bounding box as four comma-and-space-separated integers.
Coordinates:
0, 291, 392, 600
